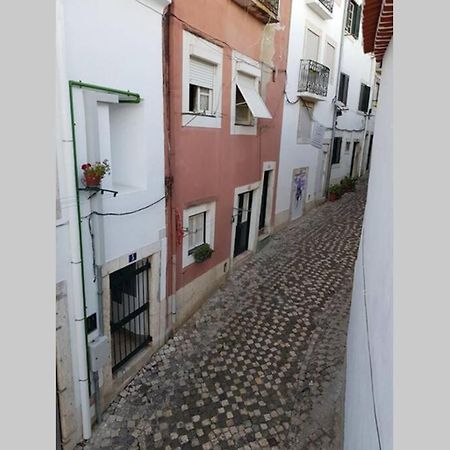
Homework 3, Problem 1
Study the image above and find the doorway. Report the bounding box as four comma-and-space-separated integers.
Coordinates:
350, 141, 361, 178
234, 190, 253, 257
259, 170, 271, 233
290, 167, 308, 221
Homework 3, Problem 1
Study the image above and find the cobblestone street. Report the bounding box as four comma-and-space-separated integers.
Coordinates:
79, 178, 367, 450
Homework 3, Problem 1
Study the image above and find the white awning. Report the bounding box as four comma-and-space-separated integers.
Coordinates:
236, 74, 272, 119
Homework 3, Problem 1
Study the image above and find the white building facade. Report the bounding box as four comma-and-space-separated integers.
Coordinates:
343, 0, 393, 448
56, 0, 170, 447
275, 0, 376, 228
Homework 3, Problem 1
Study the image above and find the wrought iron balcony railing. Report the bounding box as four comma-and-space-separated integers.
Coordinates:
260, 0, 279, 16
318, 0, 334, 13
298, 59, 330, 98
232, 0, 279, 22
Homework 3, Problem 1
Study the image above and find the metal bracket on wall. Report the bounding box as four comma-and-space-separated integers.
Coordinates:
78, 187, 119, 199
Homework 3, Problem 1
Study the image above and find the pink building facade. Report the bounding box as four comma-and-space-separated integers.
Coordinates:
164, 0, 292, 326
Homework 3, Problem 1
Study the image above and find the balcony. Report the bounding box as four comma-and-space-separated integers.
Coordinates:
306, 0, 334, 20
298, 59, 330, 102
232, 0, 279, 23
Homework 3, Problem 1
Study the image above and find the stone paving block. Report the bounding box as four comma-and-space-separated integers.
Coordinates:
76, 180, 367, 450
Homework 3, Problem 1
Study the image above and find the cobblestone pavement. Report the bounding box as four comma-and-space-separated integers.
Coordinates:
78, 178, 367, 450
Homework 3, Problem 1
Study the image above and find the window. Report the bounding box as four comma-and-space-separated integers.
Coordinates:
345, 1, 361, 39
358, 83, 371, 113
183, 202, 216, 267
235, 85, 254, 126
372, 81, 380, 106
297, 103, 312, 143
324, 41, 336, 81
305, 28, 320, 61
182, 31, 223, 128
331, 137, 342, 164
188, 57, 215, 115
188, 212, 206, 254
345, 141, 351, 153
231, 53, 272, 135
338, 73, 349, 105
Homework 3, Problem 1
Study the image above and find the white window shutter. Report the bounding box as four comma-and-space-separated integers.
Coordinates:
190, 57, 215, 89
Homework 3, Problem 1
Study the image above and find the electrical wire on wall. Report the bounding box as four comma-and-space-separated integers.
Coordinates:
81, 195, 166, 282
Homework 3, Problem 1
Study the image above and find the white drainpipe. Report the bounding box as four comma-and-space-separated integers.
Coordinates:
56, 0, 92, 440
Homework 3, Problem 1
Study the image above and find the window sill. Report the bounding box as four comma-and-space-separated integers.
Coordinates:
183, 112, 217, 118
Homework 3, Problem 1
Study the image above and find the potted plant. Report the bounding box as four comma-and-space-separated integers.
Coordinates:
328, 184, 342, 201
81, 159, 111, 187
340, 176, 357, 193
192, 243, 213, 263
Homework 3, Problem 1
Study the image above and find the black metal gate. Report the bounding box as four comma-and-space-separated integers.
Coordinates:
234, 190, 253, 257
110, 259, 152, 372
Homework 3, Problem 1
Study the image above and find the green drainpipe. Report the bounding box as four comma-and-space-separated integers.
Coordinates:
67, 80, 142, 393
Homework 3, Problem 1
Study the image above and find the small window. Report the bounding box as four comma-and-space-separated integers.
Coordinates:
338, 73, 350, 105
188, 212, 206, 254
189, 85, 213, 114
235, 86, 254, 126
358, 83, 371, 113
332, 137, 342, 165
345, 141, 351, 153
189, 56, 215, 115
345, 1, 361, 39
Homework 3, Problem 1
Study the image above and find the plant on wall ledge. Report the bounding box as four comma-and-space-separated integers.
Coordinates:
192, 243, 213, 263
81, 159, 111, 187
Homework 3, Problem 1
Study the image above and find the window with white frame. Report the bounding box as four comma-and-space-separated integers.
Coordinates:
182, 202, 216, 267
182, 31, 223, 128
189, 57, 215, 115
231, 53, 272, 135
187, 211, 206, 254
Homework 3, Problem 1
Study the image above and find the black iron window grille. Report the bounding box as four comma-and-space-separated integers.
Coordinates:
319, 0, 334, 13
110, 259, 152, 372
298, 59, 330, 97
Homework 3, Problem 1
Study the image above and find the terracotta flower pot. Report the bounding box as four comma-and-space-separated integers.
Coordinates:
328, 192, 337, 202
83, 173, 102, 187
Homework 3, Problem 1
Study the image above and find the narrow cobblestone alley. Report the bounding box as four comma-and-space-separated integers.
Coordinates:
78, 179, 367, 450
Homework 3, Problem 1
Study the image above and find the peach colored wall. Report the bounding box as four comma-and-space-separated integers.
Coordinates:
166, 0, 292, 292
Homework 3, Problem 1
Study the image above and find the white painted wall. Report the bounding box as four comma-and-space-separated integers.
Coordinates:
276, 0, 345, 225
56, 0, 169, 444
344, 40, 393, 450
57, 0, 169, 323
276, 0, 375, 227
330, 15, 375, 184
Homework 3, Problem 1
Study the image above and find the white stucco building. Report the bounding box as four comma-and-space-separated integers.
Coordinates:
275, 0, 376, 228
343, 0, 393, 449
56, 0, 170, 447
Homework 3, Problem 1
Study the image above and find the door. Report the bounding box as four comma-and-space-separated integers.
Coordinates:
259, 171, 270, 233
366, 134, 374, 172
319, 143, 330, 198
290, 168, 308, 221
350, 141, 361, 178
234, 190, 253, 257
110, 259, 152, 372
